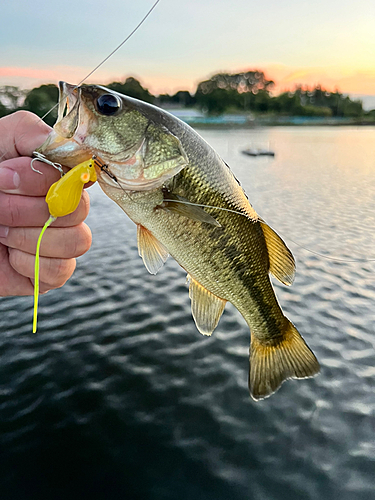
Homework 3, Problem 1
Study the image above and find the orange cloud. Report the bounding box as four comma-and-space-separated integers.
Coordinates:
1, 64, 375, 97
258, 64, 375, 95
0, 66, 116, 88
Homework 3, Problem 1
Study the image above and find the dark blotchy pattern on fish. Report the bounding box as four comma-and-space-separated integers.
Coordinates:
167, 168, 283, 340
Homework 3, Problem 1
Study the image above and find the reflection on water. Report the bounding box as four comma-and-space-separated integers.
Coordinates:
0, 127, 374, 500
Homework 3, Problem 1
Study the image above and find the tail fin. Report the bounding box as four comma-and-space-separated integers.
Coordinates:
249, 320, 319, 400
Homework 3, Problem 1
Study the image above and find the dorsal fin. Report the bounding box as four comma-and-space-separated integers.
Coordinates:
137, 225, 169, 275
259, 221, 295, 286
188, 276, 226, 336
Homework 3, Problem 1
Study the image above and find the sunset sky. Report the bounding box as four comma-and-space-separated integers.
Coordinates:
1, 0, 375, 107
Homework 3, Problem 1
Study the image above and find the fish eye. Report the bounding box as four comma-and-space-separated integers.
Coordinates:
96, 94, 122, 116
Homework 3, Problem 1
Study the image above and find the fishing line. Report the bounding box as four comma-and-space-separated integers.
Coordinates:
2, 0, 373, 266
163, 198, 375, 263
0, 0, 161, 163
76, 0, 160, 87
38, 0, 161, 124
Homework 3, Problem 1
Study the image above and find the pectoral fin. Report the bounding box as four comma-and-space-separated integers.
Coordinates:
137, 225, 169, 275
188, 276, 226, 336
162, 192, 220, 226
260, 221, 295, 286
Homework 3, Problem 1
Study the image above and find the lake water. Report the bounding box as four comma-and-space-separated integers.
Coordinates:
0, 126, 374, 500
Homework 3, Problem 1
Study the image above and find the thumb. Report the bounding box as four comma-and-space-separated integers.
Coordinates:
0, 111, 51, 161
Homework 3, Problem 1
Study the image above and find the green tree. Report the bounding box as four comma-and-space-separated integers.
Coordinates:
23, 84, 59, 126
171, 90, 196, 107
270, 86, 362, 118
195, 71, 274, 114
196, 88, 233, 114
0, 100, 8, 118
270, 91, 304, 115
158, 90, 196, 107
107, 77, 155, 103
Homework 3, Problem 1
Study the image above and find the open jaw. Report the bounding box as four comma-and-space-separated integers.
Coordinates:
35, 82, 92, 168
55, 81, 80, 137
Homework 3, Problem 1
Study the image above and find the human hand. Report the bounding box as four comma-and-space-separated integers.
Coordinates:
0, 111, 92, 296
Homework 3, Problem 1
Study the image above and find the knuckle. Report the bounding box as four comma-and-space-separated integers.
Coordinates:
73, 223, 92, 257
73, 192, 91, 223
9, 248, 76, 289
56, 194, 89, 226
38, 283, 52, 294
8, 247, 28, 275
81, 190, 91, 216
11, 227, 28, 251
0, 193, 16, 226
73, 193, 90, 223
45, 257, 76, 287
61, 224, 92, 258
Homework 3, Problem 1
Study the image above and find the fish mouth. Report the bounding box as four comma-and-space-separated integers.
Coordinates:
35, 82, 92, 167
54, 81, 81, 138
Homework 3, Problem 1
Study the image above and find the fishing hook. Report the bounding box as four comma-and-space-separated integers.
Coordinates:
31, 151, 65, 176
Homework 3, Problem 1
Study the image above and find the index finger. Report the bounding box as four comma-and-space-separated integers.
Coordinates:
0, 156, 62, 196
0, 156, 95, 197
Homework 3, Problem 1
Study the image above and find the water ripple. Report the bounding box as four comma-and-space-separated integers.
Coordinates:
1, 127, 375, 499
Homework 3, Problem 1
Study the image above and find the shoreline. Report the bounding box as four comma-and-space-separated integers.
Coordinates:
190, 119, 375, 129
164, 109, 375, 128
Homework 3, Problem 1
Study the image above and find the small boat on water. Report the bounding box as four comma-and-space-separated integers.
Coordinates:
242, 148, 275, 157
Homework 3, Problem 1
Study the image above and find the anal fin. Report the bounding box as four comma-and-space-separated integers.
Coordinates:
260, 221, 295, 286
137, 225, 169, 275
188, 276, 226, 336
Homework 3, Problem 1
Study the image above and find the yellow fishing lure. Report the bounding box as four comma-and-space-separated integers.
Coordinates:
33, 158, 97, 333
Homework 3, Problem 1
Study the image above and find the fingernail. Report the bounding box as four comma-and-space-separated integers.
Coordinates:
0, 225, 9, 238
0, 167, 20, 190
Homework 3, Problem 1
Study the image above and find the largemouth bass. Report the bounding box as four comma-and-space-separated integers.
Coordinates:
37, 82, 319, 400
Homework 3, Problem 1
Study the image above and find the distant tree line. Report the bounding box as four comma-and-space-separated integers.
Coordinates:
0, 71, 372, 125
192, 72, 365, 117
0, 84, 59, 126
